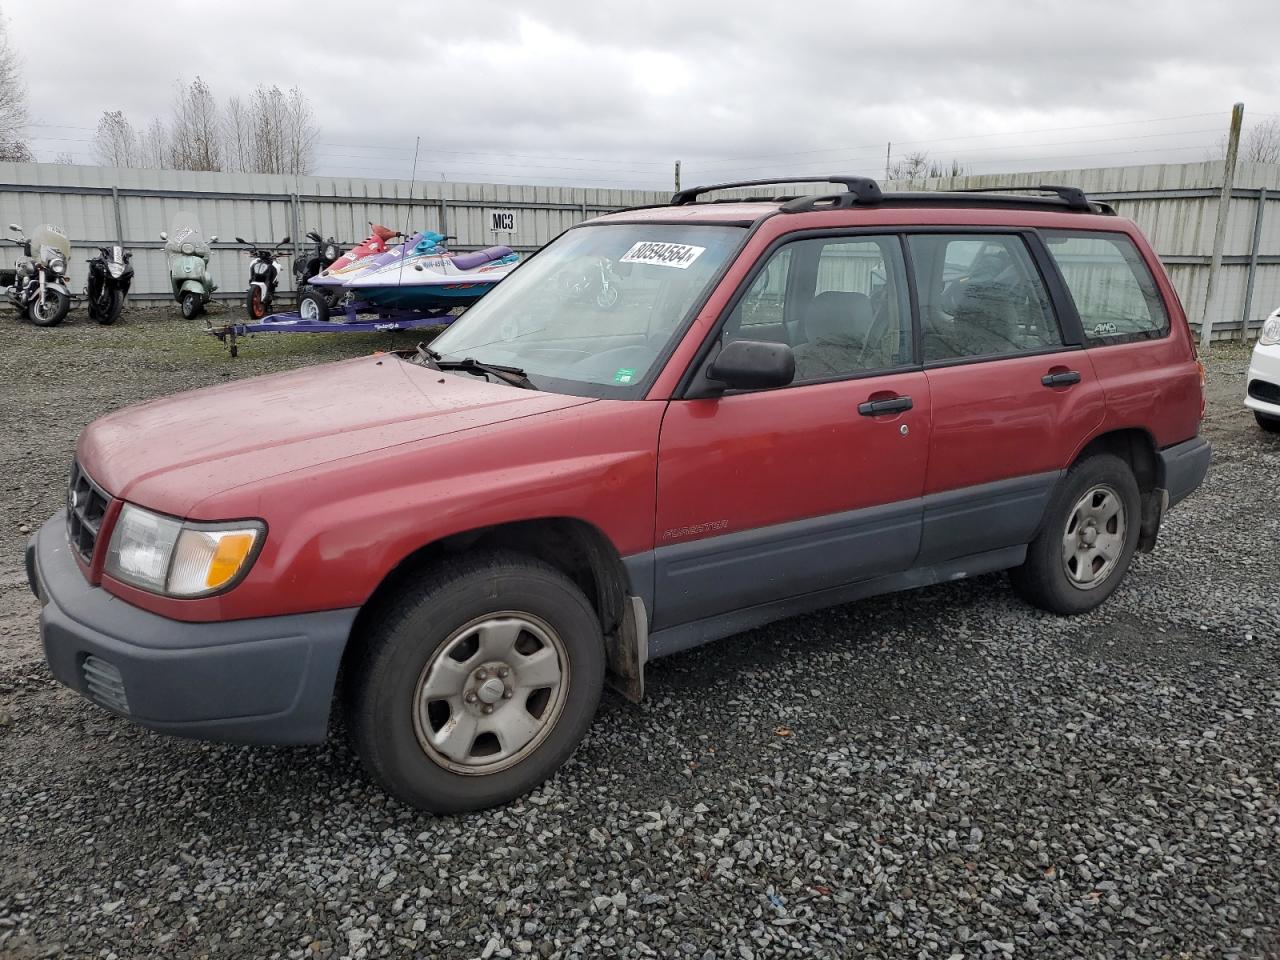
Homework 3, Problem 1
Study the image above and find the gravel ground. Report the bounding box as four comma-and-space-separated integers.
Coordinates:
0, 306, 1277, 960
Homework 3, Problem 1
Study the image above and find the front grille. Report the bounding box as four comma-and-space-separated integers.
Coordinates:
82, 656, 130, 714
1248, 378, 1280, 405
67, 460, 110, 565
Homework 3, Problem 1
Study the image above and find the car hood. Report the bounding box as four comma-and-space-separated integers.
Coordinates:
78, 355, 594, 517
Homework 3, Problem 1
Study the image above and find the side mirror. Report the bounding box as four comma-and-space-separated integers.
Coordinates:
159, 231, 167, 241
281, 236, 291, 245
8, 224, 20, 232
707, 340, 795, 391
307, 231, 321, 242
209, 235, 218, 243
235, 236, 247, 244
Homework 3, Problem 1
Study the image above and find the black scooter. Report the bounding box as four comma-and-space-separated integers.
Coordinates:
294, 230, 344, 295
85, 244, 134, 325
234, 235, 290, 320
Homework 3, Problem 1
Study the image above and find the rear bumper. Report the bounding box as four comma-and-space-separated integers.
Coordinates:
26, 514, 357, 745
1158, 435, 1211, 509
1244, 343, 1280, 418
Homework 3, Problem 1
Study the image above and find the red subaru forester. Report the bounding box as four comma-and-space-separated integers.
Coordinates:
27, 178, 1210, 812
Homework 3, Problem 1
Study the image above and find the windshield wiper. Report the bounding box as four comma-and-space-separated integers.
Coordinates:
441, 356, 537, 390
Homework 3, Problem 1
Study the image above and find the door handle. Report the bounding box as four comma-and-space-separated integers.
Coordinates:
1041, 370, 1081, 387
858, 395, 913, 416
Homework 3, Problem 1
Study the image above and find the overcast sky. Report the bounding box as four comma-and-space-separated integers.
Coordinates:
5, 0, 1279, 189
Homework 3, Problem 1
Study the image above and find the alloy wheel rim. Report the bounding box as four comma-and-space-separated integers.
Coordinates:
34, 298, 59, 321
299, 298, 318, 321
1061, 483, 1126, 589
412, 612, 569, 775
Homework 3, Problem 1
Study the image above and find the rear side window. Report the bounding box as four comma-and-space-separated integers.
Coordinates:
907, 234, 1063, 363
1042, 231, 1169, 343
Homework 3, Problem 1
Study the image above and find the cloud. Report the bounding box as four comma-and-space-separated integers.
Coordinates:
5, 0, 1278, 186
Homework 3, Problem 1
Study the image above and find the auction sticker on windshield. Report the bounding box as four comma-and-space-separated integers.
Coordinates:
619, 241, 706, 270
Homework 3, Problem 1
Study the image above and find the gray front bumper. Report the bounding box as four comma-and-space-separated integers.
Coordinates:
26, 514, 358, 745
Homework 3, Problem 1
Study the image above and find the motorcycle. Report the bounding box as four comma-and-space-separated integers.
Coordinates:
161, 211, 217, 320
2, 223, 73, 326
294, 230, 344, 296
234, 235, 290, 320
85, 244, 134, 325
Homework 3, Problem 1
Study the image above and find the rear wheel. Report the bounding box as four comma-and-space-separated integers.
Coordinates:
1010, 453, 1140, 615
180, 292, 202, 320
1255, 411, 1280, 434
97, 289, 124, 325
298, 290, 330, 323
345, 552, 604, 813
27, 288, 70, 326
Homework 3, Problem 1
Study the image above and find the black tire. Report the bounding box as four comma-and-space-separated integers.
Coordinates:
97, 289, 124, 325
180, 292, 202, 320
1255, 411, 1280, 434
246, 286, 267, 320
297, 290, 330, 323
344, 551, 604, 813
1010, 453, 1141, 615
27, 288, 70, 327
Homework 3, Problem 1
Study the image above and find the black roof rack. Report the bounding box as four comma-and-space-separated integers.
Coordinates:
671, 176, 882, 206
664, 175, 1114, 217
953, 184, 1092, 211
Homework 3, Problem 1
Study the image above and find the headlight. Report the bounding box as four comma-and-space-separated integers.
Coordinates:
105, 503, 264, 598
1260, 314, 1280, 347
324, 244, 338, 261
181, 242, 194, 255
106, 262, 125, 279
49, 257, 66, 275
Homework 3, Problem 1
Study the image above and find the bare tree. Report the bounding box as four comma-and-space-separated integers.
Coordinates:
283, 86, 317, 176
168, 76, 222, 171
93, 110, 139, 167
0, 11, 33, 162
249, 84, 286, 174
223, 95, 251, 173
138, 117, 169, 169
1243, 118, 1280, 164
886, 151, 966, 181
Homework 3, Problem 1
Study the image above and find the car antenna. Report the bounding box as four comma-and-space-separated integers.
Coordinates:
396, 136, 421, 294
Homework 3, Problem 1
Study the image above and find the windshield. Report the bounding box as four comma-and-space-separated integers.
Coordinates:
30, 225, 70, 262
166, 211, 208, 256
428, 222, 746, 397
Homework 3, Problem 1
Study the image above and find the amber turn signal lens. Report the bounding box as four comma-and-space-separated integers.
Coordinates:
206, 532, 258, 589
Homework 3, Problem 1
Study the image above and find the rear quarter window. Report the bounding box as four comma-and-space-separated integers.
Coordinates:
1042, 231, 1170, 344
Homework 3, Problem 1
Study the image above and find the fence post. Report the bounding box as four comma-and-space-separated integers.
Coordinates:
439, 197, 448, 238
1241, 188, 1267, 342
1200, 102, 1244, 350
110, 186, 124, 247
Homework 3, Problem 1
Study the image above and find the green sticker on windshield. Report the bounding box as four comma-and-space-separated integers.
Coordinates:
614, 368, 636, 384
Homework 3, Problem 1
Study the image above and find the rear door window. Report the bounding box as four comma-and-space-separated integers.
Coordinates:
906, 234, 1064, 363
1041, 231, 1170, 343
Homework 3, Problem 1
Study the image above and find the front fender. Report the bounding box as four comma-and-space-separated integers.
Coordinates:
179, 279, 207, 297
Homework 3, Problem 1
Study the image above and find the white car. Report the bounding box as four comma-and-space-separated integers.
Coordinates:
1246, 307, 1280, 433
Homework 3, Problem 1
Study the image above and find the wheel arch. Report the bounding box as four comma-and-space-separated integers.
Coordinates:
342, 516, 644, 699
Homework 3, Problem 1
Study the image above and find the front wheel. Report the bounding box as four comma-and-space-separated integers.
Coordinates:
97, 289, 124, 325
344, 552, 604, 813
27, 288, 70, 327
1010, 453, 1141, 615
180, 291, 202, 320
246, 286, 267, 320
1255, 411, 1280, 434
